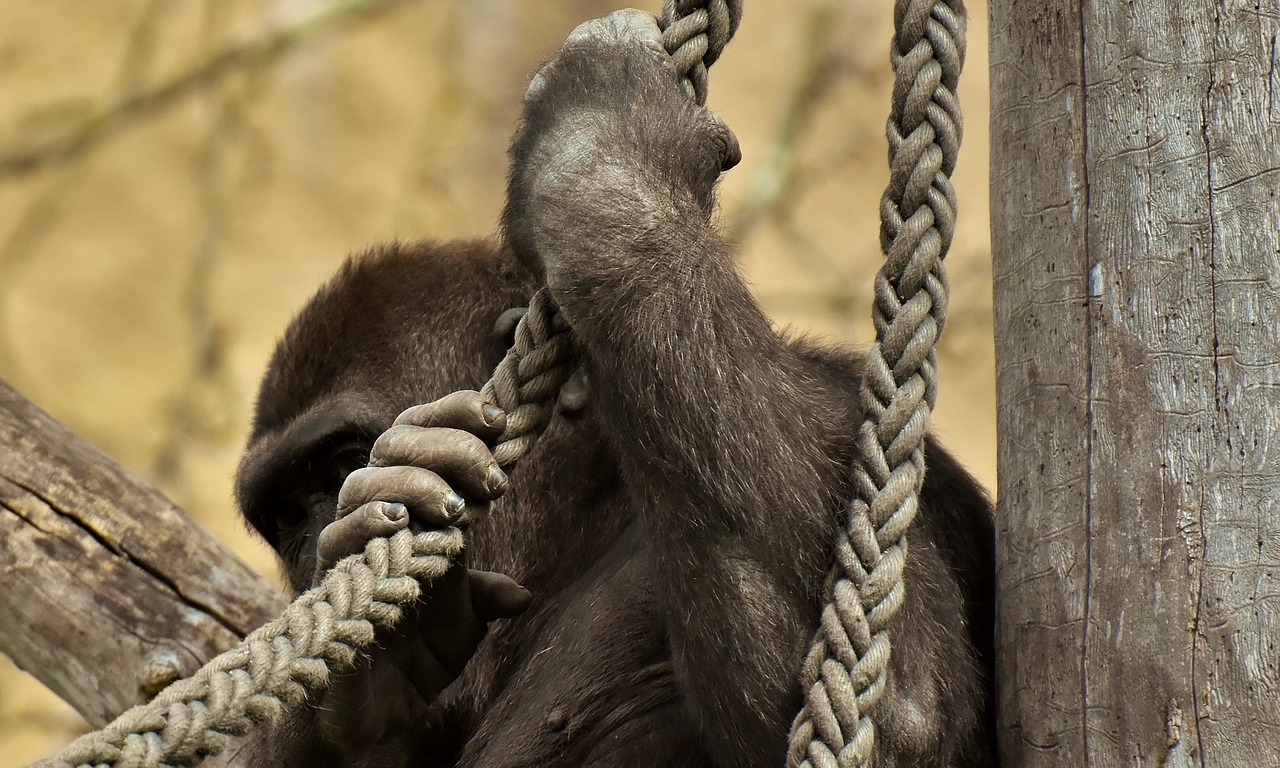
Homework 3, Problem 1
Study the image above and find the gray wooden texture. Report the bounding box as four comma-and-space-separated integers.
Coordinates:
0, 379, 286, 728
991, 0, 1280, 764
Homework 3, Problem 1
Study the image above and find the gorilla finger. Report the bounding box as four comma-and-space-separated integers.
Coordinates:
369, 426, 508, 500
492, 307, 528, 348
408, 566, 488, 688
317, 501, 409, 572
709, 112, 742, 171
337, 465, 466, 526
566, 9, 664, 54
469, 569, 533, 621
393, 390, 506, 442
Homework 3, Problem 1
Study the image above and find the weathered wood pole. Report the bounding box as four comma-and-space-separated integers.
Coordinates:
990, 1, 1280, 764
0, 379, 286, 728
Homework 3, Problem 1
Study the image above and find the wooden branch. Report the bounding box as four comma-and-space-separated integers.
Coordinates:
0, 0, 417, 180
0, 378, 286, 729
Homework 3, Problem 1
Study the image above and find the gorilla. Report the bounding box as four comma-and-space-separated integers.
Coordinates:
234, 10, 994, 767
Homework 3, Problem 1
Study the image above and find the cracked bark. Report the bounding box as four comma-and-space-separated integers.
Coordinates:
991, 0, 1280, 765
0, 378, 286, 730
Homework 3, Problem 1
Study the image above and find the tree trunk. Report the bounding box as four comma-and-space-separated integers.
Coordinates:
991, 1, 1280, 765
0, 378, 286, 729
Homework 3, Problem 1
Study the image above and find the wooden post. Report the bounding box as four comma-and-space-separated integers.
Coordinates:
991, 0, 1280, 764
0, 379, 286, 728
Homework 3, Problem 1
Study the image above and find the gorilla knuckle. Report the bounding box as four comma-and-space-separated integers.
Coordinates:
369, 424, 419, 463
567, 9, 660, 48
335, 467, 379, 510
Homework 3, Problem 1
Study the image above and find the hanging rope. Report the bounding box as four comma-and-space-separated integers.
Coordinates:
785, 1, 965, 766
27, 4, 737, 767
660, 0, 742, 105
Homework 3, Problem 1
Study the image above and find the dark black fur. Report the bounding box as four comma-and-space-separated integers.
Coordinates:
235, 12, 994, 767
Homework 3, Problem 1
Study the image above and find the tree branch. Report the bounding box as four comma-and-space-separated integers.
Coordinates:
0, 0, 420, 181
0, 378, 286, 729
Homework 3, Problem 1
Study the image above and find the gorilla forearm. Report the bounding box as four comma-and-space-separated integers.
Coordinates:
500, 12, 869, 764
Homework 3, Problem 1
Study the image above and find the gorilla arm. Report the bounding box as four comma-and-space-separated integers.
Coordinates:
501, 11, 851, 765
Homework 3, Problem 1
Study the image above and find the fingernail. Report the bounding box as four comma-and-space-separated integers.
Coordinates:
486, 465, 508, 494
382, 502, 407, 523
482, 403, 504, 425
445, 492, 467, 517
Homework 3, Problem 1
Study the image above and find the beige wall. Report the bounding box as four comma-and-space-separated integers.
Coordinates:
0, 0, 993, 762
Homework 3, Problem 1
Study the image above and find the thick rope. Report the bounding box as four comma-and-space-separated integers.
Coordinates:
483, 289, 577, 463
27, 5, 736, 767
33, 528, 462, 768
785, 2, 965, 767
660, 0, 742, 105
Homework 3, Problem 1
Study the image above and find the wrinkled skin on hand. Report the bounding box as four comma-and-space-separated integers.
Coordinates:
504, 10, 741, 285
307, 391, 531, 760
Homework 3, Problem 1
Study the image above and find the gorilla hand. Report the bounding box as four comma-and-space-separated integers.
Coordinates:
502, 9, 740, 278
311, 390, 531, 759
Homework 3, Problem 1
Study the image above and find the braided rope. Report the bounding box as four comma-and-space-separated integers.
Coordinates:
27, 6, 735, 766
785, 2, 965, 767
483, 289, 577, 465
660, 0, 742, 105
35, 528, 461, 768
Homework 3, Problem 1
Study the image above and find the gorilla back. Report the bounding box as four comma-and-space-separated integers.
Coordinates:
234, 10, 994, 768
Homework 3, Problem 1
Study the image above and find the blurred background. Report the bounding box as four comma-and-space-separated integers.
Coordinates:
0, 0, 993, 762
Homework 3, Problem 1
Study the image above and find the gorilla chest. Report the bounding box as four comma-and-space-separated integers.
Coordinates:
459, 545, 708, 767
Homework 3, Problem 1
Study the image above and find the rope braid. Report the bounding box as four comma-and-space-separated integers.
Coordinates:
785, 1, 965, 766
33, 528, 462, 768
28, 3, 739, 767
